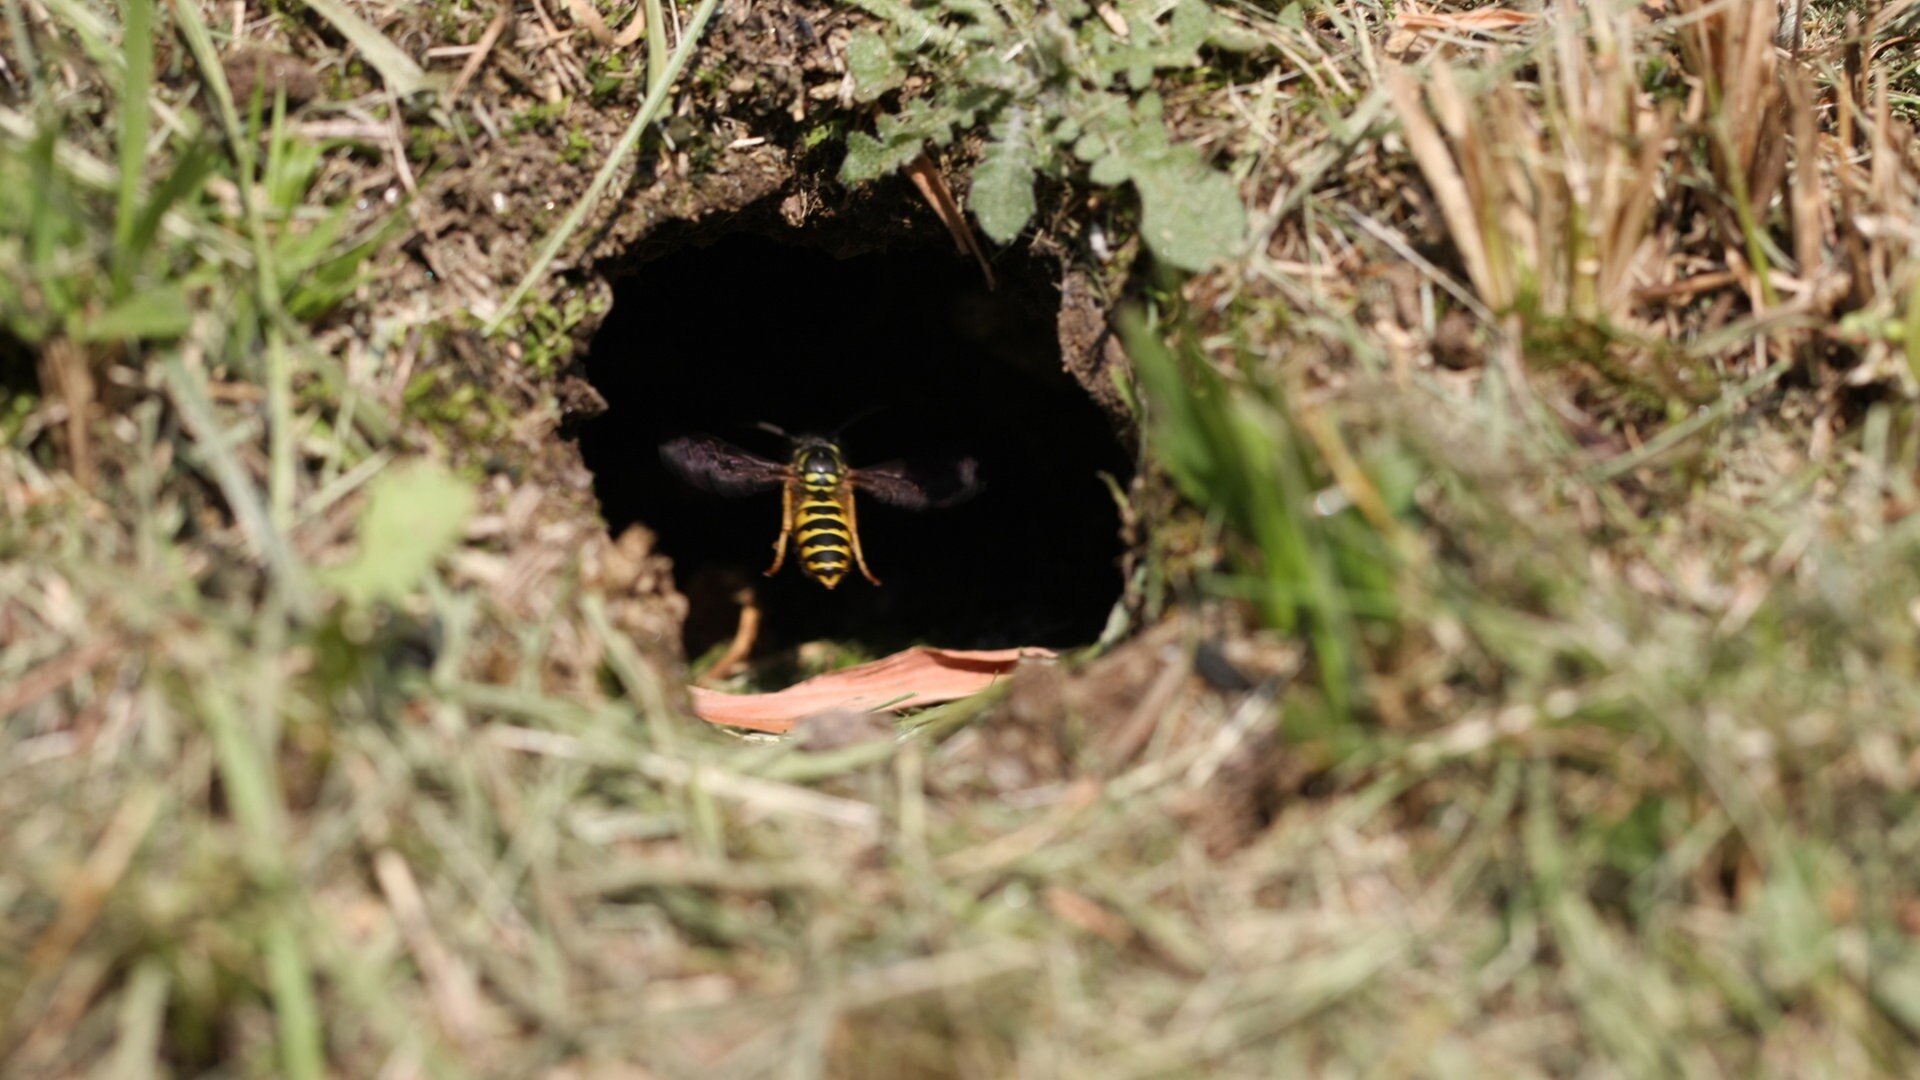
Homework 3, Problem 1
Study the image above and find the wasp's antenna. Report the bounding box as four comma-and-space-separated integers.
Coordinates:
832, 406, 889, 439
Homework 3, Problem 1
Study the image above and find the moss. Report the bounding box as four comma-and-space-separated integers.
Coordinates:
558, 129, 594, 166
586, 56, 638, 106
407, 123, 454, 161
510, 99, 571, 136
402, 367, 512, 444
511, 288, 608, 376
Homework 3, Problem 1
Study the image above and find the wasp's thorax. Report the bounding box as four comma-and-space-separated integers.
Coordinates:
792, 439, 846, 484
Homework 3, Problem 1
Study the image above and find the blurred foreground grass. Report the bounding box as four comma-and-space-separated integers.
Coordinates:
9, 0, 1920, 1076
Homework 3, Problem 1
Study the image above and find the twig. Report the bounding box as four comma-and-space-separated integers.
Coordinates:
697, 585, 760, 686
1345, 207, 1494, 323
0, 635, 120, 718
561, 0, 612, 44
1631, 270, 1739, 305
448, 5, 510, 108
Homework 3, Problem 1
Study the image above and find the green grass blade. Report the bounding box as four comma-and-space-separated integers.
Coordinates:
487, 0, 725, 335
163, 354, 315, 615
198, 684, 323, 1079
111, 0, 153, 296
644, 0, 669, 95
125, 139, 218, 262
1906, 272, 1920, 386
3, 0, 38, 92
263, 916, 325, 1080
101, 960, 170, 1080
301, 0, 431, 99
168, 0, 284, 320
1121, 309, 1361, 715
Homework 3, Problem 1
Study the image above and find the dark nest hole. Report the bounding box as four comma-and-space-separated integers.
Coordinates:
0, 331, 38, 400
578, 232, 1132, 661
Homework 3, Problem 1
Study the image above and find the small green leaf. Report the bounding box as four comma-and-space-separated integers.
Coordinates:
971, 111, 1040, 243
960, 51, 1030, 94
1166, 0, 1213, 51
1088, 152, 1130, 186
945, 0, 1007, 33
1873, 945, 1920, 1035
322, 460, 476, 606
1131, 152, 1246, 272
846, 31, 904, 103
841, 108, 950, 182
842, 131, 915, 183
73, 284, 193, 342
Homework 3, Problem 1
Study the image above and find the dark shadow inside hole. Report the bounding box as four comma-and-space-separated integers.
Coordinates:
578, 233, 1132, 660
0, 331, 39, 401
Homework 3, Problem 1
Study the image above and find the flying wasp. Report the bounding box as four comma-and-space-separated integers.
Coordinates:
660, 431, 982, 589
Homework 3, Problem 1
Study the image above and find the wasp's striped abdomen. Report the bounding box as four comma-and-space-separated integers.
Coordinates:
794, 481, 854, 589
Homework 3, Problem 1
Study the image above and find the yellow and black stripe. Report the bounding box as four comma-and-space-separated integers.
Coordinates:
794, 479, 854, 589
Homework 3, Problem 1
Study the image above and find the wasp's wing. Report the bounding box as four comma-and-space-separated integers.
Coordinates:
852, 456, 983, 510
660, 435, 790, 497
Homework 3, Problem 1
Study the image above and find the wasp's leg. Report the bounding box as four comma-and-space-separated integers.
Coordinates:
844, 491, 882, 586
765, 483, 794, 576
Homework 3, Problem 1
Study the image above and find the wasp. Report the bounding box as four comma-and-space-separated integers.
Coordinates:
660, 432, 981, 589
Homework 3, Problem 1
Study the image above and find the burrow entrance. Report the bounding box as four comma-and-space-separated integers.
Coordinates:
578, 231, 1131, 661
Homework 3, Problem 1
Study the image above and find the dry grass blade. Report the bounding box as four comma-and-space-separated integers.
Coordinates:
1386, 2, 1672, 326
1784, 67, 1823, 277
302, 0, 432, 99
22, 786, 164, 978
1397, 8, 1535, 33
905, 152, 997, 290
1673, 0, 1787, 309
837, 941, 1039, 1009
370, 849, 489, 1047
1385, 65, 1497, 309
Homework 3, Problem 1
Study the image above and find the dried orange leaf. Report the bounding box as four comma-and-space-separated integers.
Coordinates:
689, 646, 1055, 734
1397, 9, 1536, 32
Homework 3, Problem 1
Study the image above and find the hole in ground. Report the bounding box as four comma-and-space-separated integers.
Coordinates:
579, 232, 1131, 662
